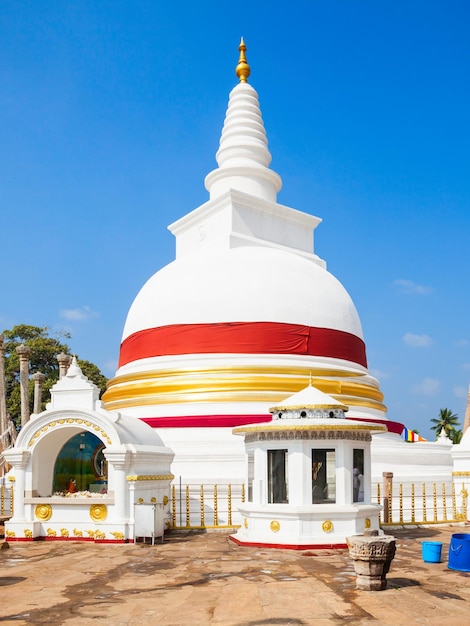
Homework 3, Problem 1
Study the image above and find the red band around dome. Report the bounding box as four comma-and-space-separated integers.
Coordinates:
118, 322, 367, 368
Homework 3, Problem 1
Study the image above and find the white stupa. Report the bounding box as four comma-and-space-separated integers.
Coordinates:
103, 40, 452, 490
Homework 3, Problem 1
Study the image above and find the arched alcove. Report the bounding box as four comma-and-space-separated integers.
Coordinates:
53, 431, 107, 494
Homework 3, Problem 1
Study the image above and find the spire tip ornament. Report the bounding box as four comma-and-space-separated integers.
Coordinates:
236, 37, 250, 83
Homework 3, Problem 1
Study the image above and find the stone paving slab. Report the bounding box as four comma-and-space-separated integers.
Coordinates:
0, 525, 469, 625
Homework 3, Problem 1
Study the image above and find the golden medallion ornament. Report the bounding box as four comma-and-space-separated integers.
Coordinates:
322, 520, 333, 533
163, 495, 169, 506
364, 517, 371, 529
270, 520, 280, 533
35, 503, 52, 521
89, 503, 107, 522
243, 517, 248, 529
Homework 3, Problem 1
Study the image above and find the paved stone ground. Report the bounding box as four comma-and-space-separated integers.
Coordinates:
0, 525, 469, 625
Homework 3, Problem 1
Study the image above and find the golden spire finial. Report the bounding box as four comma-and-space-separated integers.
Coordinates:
235, 37, 250, 83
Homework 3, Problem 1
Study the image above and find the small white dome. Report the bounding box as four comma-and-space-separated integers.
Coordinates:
122, 246, 363, 342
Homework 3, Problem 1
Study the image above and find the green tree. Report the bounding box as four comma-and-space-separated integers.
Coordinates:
430, 408, 460, 439
451, 429, 463, 444
2, 324, 108, 427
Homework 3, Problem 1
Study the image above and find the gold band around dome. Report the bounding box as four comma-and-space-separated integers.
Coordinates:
103, 365, 386, 414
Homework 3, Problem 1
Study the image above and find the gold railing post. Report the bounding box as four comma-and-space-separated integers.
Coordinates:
410, 483, 415, 524
442, 483, 448, 522
227, 483, 232, 526
433, 483, 438, 522
460, 483, 468, 522
171, 484, 176, 529
213, 484, 218, 527
422, 483, 427, 523
1, 483, 4, 516
241, 482, 245, 503
10, 484, 14, 516
383, 472, 393, 523
452, 482, 457, 520
185, 485, 190, 528
200, 484, 205, 527
399, 483, 404, 524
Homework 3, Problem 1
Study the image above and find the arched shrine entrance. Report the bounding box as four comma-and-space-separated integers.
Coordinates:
4, 358, 174, 542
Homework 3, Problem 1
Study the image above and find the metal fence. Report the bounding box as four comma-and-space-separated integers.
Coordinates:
0, 482, 13, 518
376, 478, 468, 527
2, 479, 467, 530
169, 480, 469, 530
170, 483, 245, 530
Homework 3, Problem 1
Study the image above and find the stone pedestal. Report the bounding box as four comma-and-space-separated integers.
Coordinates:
347, 529, 396, 591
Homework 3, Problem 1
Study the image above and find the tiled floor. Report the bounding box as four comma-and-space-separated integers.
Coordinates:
0, 525, 469, 625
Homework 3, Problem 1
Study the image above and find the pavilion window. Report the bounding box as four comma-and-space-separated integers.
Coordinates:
353, 448, 365, 503
267, 449, 288, 503
312, 449, 336, 503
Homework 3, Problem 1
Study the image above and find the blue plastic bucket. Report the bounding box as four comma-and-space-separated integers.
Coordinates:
448, 533, 470, 572
422, 541, 443, 563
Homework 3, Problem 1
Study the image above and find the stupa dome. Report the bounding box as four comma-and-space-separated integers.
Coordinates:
122, 246, 363, 344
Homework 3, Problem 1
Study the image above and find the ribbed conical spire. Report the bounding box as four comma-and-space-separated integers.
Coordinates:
204, 40, 282, 202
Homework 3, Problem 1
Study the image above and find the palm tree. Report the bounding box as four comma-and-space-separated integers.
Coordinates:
430, 408, 460, 439
451, 429, 463, 444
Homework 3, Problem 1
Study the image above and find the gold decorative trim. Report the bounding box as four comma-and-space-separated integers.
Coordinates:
270, 403, 348, 412
6, 530, 16, 538
47, 528, 56, 537
163, 495, 169, 506
151, 497, 157, 504
24, 529, 33, 538
95, 530, 106, 540
126, 474, 174, 482
322, 520, 333, 533
60, 528, 69, 538
244, 517, 248, 529
8, 476, 15, 482
111, 531, 124, 540
35, 503, 52, 521
28, 418, 112, 448
89, 503, 107, 522
73, 528, 83, 537
270, 520, 280, 533
234, 423, 386, 434
137, 498, 144, 504
364, 518, 371, 529
452, 471, 470, 476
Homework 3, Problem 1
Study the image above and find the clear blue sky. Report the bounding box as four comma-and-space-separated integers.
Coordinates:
1, 1, 469, 439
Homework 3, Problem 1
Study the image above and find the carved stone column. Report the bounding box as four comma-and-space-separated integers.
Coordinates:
16, 344, 31, 427
347, 530, 396, 591
32, 372, 46, 415
57, 352, 72, 379
0, 334, 8, 444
